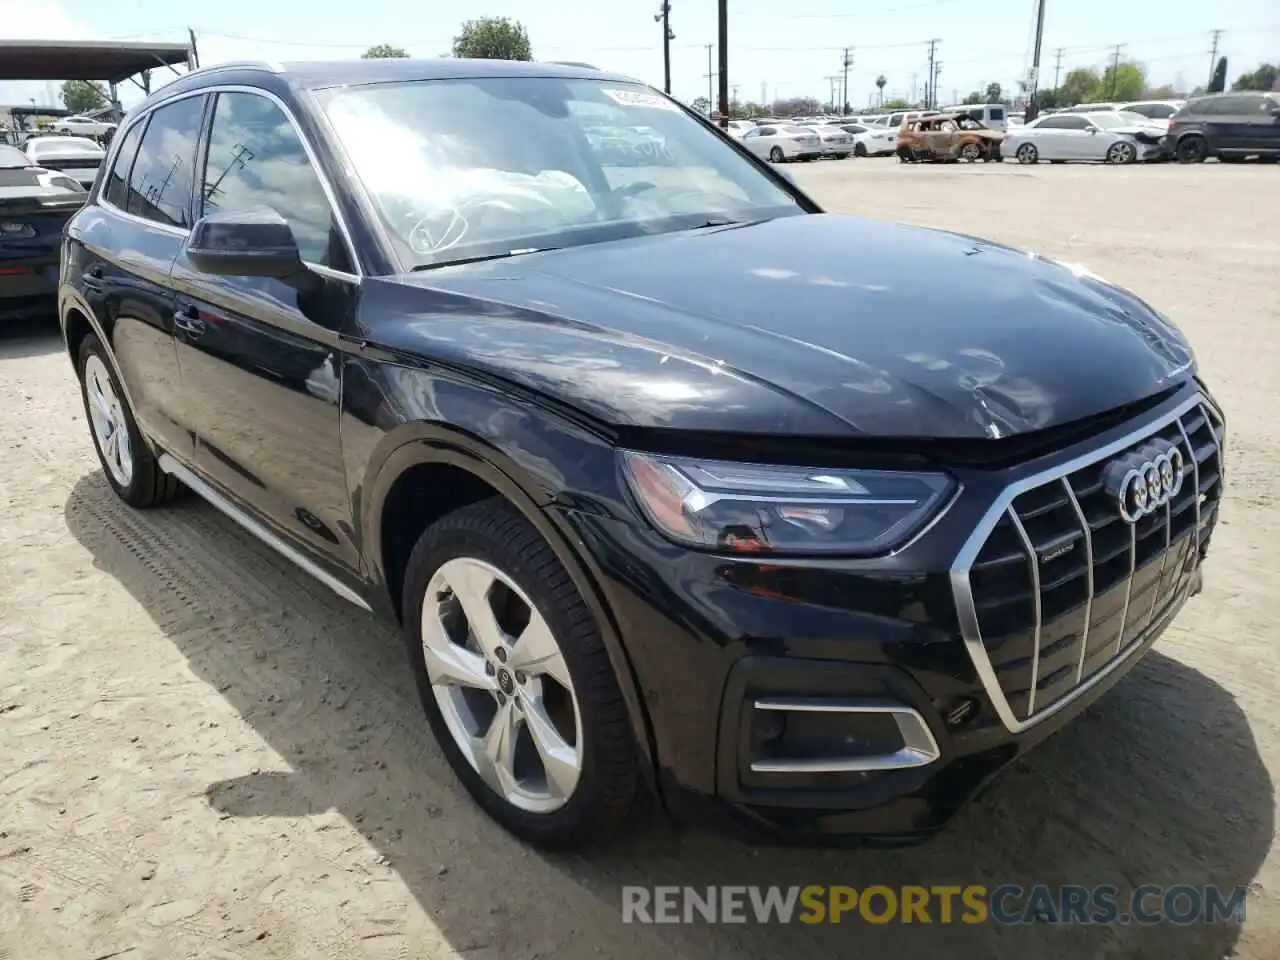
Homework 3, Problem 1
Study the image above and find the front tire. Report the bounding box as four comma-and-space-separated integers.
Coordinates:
854, 142, 867, 157
960, 142, 982, 162
1106, 140, 1137, 164
769, 146, 784, 162
77, 334, 181, 508
402, 498, 639, 848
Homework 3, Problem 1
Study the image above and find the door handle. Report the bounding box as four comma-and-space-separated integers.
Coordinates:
172, 306, 206, 338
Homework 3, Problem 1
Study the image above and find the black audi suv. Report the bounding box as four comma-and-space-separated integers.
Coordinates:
58, 58, 1224, 848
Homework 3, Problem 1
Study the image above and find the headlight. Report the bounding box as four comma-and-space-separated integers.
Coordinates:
620, 451, 955, 556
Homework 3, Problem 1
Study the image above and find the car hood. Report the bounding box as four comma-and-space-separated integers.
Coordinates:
373, 214, 1195, 440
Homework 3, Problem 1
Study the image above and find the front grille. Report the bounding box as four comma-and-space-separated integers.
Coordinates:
953, 395, 1223, 731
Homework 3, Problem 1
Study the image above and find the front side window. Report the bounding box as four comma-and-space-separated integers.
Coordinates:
1087, 114, 1124, 129
199, 91, 345, 268
104, 118, 146, 209
127, 95, 205, 227
989, 107, 1004, 120
319, 77, 801, 269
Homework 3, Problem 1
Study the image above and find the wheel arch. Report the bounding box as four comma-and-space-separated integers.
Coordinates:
361, 422, 660, 789
59, 287, 147, 439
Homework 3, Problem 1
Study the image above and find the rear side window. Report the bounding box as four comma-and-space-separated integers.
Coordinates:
1206, 96, 1255, 115
104, 118, 145, 209
199, 91, 346, 269
127, 96, 206, 227
989, 107, 1005, 121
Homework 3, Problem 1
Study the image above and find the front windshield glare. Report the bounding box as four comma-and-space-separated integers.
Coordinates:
320, 77, 803, 268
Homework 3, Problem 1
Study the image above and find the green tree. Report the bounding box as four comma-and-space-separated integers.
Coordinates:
1059, 67, 1100, 105
984, 81, 1003, 103
1099, 61, 1145, 101
1209, 56, 1228, 93
1232, 63, 1278, 92
962, 90, 983, 104
362, 44, 409, 59
881, 97, 912, 110
690, 96, 710, 116
875, 74, 887, 105
1036, 87, 1065, 109
1144, 83, 1178, 99
452, 17, 532, 61
60, 79, 108, 113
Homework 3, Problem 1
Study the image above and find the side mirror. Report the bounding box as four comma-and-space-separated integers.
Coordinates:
1086, 126, 1098, 133
185, 207, 305, 279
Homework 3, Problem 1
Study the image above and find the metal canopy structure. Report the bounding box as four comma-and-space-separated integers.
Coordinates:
0, 40, 193, 85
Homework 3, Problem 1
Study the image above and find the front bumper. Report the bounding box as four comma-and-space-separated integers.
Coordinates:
558, 384, 1223, 843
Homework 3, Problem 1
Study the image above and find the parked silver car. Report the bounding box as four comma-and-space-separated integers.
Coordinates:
1002, 112, 1165, 164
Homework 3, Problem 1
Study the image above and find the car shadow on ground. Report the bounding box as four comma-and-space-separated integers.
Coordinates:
65, 471, 1273, 959
0, 314, 62, 361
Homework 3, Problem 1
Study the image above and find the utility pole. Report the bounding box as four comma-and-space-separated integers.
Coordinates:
704, 43, 714, 116
717, 0, 729, 129
911, 72, 918, 104
1052, 47, 1064, 89
1026, 0, 1046, 120
1108, 43, 1125, 99
760, 81, 767, 107
655, 3, 674, 95
841, 47, 853, 114
925, 39, 939, 108
932, 62, 942, 108
1207, 29, 1222, 88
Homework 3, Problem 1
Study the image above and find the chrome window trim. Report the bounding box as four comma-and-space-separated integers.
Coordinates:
749, 698, 941, 773
950, 391, 1212, 735
98, 83, 362, 281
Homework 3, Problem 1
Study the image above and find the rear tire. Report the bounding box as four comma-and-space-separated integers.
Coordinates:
76, 334, 182, 508
960, 142, 982, 162
402, 498, 639, 848
1015, 143, 1038, 164
769, 146, 784, 162
1175, 135, 1208, 163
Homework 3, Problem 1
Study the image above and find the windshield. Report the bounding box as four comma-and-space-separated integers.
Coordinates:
1114, 111, 1152, 125
319, 77, 803, 269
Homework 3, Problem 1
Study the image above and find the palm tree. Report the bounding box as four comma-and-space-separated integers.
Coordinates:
876, 74, 887, 105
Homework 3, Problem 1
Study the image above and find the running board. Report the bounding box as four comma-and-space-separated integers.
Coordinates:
158, 454, 372, 611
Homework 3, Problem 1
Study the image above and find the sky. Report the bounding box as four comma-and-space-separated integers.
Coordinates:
1, 0, 1277, 111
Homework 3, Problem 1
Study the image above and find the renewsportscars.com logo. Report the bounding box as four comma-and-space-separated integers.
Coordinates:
621, 884, 1249, 926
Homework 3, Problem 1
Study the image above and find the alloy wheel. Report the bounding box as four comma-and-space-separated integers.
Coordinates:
1016, 143, 1037, 164
961, 142, 982, 161
421, 557, 583, 813
1107, 141, 1136, 164
769, 146, 784, 162
84, 354, 134, 488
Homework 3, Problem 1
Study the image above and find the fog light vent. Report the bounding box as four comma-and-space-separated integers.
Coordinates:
748, 698, 941, 774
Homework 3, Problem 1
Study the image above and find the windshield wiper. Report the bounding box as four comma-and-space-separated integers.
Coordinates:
409, 247, 557, 272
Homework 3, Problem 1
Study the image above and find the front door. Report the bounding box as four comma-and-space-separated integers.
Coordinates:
169, 88, 362, 575
65, 94, 208, 461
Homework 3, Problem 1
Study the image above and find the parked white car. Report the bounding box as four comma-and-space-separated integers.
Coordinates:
814, 124, 855, 157
1002, 112, 1165, 164
724, 119, 757, 139
20, 135, 106, 187
835, 121, 897, 156
53, 116, 115, 137
740, 123, 822, 162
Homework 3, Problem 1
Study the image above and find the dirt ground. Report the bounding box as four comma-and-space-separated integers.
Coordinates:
1, 160, 1278, 959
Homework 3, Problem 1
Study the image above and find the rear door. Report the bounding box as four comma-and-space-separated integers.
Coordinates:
168, 88, 362, 573
64, 95, 208, 460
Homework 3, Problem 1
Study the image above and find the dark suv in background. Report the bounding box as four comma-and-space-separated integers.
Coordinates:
1166, 91, 1280, 163
59, 58, 1224, 849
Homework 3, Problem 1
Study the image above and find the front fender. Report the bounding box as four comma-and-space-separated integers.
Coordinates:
341, 353, 659, 788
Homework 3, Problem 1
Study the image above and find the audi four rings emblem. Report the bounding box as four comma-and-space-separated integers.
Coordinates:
1102, 442, 1186, 524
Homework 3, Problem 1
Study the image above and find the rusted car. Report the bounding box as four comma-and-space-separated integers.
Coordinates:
897, 113, 1004, 163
